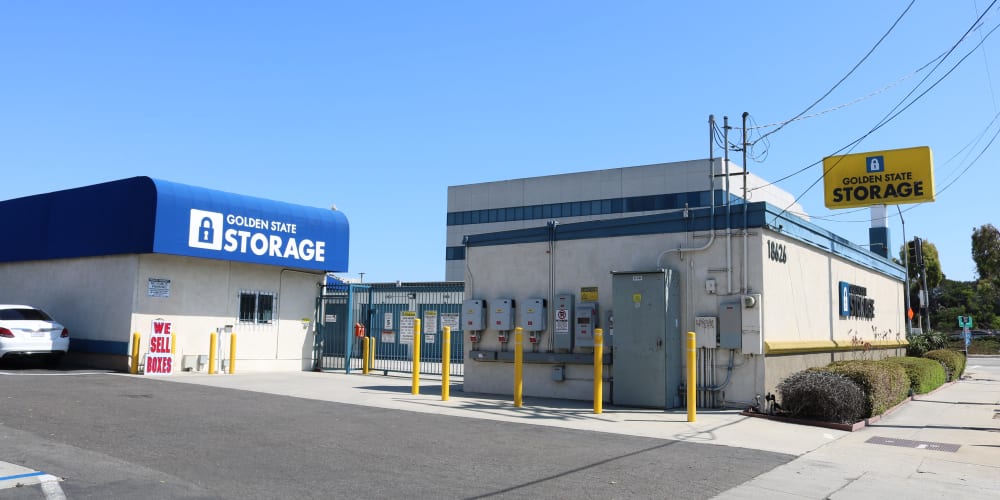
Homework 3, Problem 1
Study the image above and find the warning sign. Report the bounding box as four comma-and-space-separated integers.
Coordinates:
555, 308, 570, 334
399, 311, 416, 344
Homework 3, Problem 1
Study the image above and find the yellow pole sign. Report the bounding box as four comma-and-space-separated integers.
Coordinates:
822, 146, 934, 209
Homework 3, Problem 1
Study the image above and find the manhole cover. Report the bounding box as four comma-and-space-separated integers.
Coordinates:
866, 436, 960, 452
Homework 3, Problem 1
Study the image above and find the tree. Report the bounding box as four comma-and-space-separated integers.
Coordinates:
898, 238, 944, 289
972, 224, 1000, 281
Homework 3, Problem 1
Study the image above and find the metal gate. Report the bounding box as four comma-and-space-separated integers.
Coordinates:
315, 281, 464, 376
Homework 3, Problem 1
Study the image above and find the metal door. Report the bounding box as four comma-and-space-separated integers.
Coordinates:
611, 269, 681, 408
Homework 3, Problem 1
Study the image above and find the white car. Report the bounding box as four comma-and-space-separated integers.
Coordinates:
0, 304, 69, 364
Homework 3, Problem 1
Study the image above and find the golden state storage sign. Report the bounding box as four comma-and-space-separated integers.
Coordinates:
823, 146, 935, 209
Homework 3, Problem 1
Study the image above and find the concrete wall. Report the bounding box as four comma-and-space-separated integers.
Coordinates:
445, 160, 807, 281
131, 254, 323, 372
0, 254, 324, 372
463, 227, 766, 404
0, 255, 138, 344
463, 223, 905, 406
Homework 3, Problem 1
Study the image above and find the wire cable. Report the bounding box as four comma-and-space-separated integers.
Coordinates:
752, 0, 916, 144
766, 3, 1000, 222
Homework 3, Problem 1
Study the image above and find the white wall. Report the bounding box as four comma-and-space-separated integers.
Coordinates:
463, 224, 904, 406
132, 255, 324, 371
463, 227, 765, 403
0, 255, 138, 344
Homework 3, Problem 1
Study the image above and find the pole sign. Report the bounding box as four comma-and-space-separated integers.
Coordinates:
823, 146, 935, 209
146, 319, 174, 375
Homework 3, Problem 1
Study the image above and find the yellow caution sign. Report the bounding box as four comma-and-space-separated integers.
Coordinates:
822, 146, 935, 209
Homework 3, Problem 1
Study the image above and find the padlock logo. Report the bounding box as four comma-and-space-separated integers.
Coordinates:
198, 217, 214, 243
866, 155, 885, 173
188, 209, 223, 250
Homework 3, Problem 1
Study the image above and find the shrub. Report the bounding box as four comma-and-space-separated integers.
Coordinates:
881, 357, 946, 394
923, 349, 966, 381
906, 331, 949, 357
819, 360, 910, 417
777, 370, 866, 424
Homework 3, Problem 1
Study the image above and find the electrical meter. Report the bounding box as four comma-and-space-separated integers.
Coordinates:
490, 298, 515, 330
462, 299, 486, 331
574, 301, 598, 348
521, 298, 547, 331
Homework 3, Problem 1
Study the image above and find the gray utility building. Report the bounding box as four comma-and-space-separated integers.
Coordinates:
446, 160, 906, 409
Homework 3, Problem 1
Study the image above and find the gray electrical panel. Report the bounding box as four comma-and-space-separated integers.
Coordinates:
611, 269, 681, 409
718, 301, 742, 349
520, 298, 547, 331
553, 293, 574, 351
574, 302, 598, 348
462, 299, 486, 331
490, 298, 515, 330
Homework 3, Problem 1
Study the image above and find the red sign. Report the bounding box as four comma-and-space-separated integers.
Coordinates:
146, 320, 174, 375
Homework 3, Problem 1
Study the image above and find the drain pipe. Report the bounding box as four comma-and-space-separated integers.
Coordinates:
657, 115, 717, 267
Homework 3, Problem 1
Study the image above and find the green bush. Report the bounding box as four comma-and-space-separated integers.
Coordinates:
819, 360, 910, 417
923, 349, 966, 381
906, 331, 949, 357
777, 370, 866, 424
880, 357, 946, 394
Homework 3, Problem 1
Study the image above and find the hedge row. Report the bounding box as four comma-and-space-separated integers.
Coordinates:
778, 351, 965, 422
923, 349, 965, 381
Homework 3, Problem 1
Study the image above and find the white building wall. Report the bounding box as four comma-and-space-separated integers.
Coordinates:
0, 255, 138, 343
0, 253, 323, 372
463, 228, 766, 404
463, 224, 904, 406
131, 254, 323, 372
446, 160, 807, 281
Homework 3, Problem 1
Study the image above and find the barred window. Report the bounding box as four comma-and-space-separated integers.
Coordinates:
238, 291, 276, 324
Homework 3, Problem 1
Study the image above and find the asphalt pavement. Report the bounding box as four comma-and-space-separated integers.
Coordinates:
2, 356, 998, 499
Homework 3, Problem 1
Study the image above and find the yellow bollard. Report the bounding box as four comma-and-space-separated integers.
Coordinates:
130, 332, 141, 374
514, 327, 523, 407
594, 328, 603, 414
442, 327, 451, 401
411, 318, 421, 395
209, 332, 218, 375
687, 331, 696, 422
362, 336, 370, 375
229, 333, 237, 374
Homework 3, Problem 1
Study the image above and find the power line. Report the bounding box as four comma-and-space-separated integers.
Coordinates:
766, 2, 1000, 223
752, 0, 915, 145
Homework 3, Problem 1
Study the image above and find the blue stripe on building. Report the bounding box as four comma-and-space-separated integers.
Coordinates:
457, 202, 904, 280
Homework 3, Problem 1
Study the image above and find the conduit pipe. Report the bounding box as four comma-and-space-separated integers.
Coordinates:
656, 115, 718, 268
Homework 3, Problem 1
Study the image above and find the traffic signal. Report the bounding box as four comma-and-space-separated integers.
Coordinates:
907, 237, 923, 268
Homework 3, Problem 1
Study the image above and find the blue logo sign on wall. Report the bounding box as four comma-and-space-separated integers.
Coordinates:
838, 281, 851, 316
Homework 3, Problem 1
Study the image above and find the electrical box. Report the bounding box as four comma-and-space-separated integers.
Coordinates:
521, 298, 547, 331
490, 298, 515, 331
695, 316, 717, 348
462, 299, 486, 331
718, 302, 742, 349
551, 365, 565, 381
553, 293, 574, 351
741, 294, 763, 355
574, 301, 598, 348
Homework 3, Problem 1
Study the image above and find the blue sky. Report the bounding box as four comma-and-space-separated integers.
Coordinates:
2, 1, 997, 283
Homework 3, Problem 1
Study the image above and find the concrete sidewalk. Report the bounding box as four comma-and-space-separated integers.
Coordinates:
716, 357, 1000, 499
146, 357, 1000, 499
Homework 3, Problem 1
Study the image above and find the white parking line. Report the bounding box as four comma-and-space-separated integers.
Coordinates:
0, 371, 108, 376
39, 474, 67, 500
